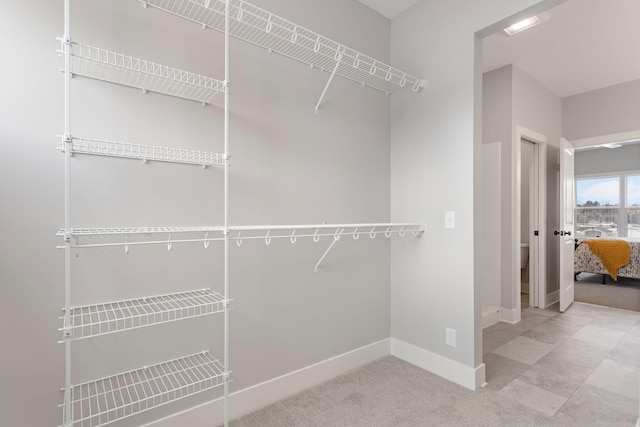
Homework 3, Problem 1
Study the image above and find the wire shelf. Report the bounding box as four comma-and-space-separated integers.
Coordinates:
138, 0, 426, 94
59, 137, 225, 167
57, 226, 224, 236
61, 351, 225, 427
69, 42, 225, 103
56, 223, 424, 250
60, 289, 226, 341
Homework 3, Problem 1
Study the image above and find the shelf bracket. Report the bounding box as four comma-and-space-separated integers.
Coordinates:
314, 228, 343, 272
62, 325, 73, 340
314, 47, 344, 113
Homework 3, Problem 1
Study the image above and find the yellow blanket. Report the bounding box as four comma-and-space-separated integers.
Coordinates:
582, 239, 631, 281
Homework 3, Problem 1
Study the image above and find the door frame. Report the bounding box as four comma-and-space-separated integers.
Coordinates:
512, 126, 548, 320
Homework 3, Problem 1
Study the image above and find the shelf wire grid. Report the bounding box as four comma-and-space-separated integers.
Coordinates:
60, 289, 226, 341
139, 0, 425, 94
57, 226, 224, 237
56, 224, 424, 249
61, 351, 225, 427
60, 137, 225, 167
69, 42, 225, 103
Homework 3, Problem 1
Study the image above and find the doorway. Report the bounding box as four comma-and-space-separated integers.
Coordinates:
520, 139, 536, 306
514, 126, 561, 319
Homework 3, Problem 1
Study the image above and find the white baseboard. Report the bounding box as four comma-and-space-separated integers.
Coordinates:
545, 290, 559, 308
141, 339, 391, 427
482, 306, 500, 329
390, 338, 485, 391
499, 307, 520, 324
636, 417, 639, 427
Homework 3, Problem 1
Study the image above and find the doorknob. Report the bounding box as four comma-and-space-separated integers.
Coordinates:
565, 231, 572, 236
554, 230, 560, 235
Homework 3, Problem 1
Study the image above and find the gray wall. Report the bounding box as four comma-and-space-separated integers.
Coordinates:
564, 79, 640, 141
482, 66, 512, 316
513, 66, 563, 149
389, 0, 562, 374
513, 66, 563, 300
0, 0, 394, 425
576, 144, 640, 175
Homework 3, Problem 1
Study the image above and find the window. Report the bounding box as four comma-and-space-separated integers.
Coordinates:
575, 173, 640, 238
628, 175, 640, 237
576, 177, 620, 237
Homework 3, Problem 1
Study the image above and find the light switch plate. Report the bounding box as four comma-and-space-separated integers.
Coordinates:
445, 211, 455, 229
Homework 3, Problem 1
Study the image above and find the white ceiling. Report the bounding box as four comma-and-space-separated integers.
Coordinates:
356, 0, 419, 20
358, 0, 640, 98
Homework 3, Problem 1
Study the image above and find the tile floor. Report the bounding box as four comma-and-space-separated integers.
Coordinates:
484, 295, 640, 425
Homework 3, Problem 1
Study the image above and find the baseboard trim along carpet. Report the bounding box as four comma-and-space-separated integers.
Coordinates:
141, 338, 392, 427
390, 338, 485, 391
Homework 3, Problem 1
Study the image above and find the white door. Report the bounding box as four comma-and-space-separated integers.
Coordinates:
559, 138, 575, 312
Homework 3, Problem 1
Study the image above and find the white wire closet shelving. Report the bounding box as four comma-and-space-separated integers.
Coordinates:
60, 351, 225, 427
138, 0, 426, 95
57, 223, 424, 250
59, 289, 227, 341
59, 137, 225, 167
67, 42, 225, 104
56, 226, 226, 252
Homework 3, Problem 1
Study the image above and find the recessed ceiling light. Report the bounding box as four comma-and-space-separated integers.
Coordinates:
600, 143, 622, 149
504, 16, 541, 36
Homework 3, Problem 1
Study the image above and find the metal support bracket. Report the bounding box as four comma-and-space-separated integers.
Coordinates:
59, 34, 71, 51
314, 47, 344, 113
314, 229, 343, 272
63, 325, 73, 339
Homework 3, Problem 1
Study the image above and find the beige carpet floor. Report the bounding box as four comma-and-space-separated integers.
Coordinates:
229, 356, 562, 427
228, 302, 640, 427
575, 273, 640, 311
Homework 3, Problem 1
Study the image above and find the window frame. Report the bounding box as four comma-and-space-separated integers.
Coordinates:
575, 170, 640, 238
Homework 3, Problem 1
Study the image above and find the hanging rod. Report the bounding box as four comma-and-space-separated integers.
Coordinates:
137, 0, 426, 96
64, 41, 225, 104
58, 136, 225, 167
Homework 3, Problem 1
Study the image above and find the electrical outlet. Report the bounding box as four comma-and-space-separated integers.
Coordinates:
445, 328, 456, 347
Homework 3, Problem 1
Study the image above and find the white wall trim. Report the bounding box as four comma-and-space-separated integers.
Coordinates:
499, 307, 520, 324
545, 290, 559, 308
390, 338, 485, 391
141, 339, 391, 427
571, 129, 640, 149
482, 306, 500, 329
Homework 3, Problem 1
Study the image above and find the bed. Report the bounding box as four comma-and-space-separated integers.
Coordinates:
574, 237, 640, 282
